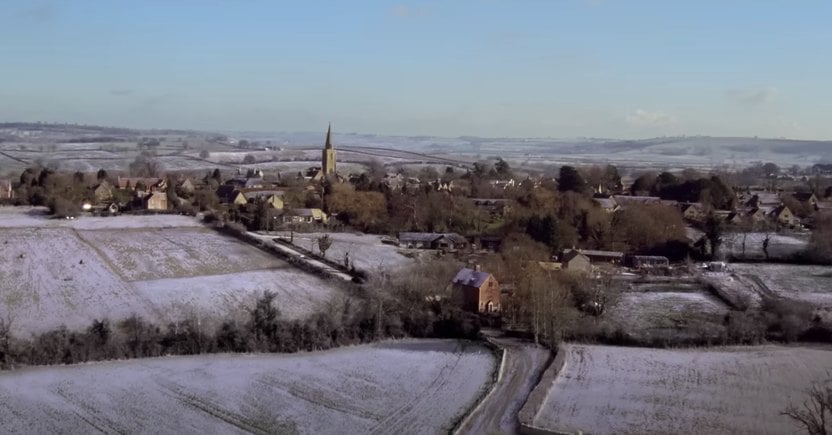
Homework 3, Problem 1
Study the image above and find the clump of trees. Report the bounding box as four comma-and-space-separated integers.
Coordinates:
630, 171, 735, 210
801, 215, 832, 264
13, 166, 89, 215
325, 183, 387, 232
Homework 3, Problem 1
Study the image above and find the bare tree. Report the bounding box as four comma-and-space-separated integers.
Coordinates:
782, 378, 832, 435
318, 235, 333, 258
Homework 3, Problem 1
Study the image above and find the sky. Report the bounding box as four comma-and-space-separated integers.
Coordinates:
0, 0, 830, 140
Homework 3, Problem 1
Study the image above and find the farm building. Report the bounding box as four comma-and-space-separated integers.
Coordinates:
561, 249, 591, 273
629, 255, 670, 269
451, 266, 501, 314
398, 232, 468, 250
573, 249, 624, 265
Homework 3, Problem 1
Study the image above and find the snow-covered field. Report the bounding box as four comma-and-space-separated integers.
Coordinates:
0, 340, 495, 435
77, 228, 281, 281
240, 161, 368, 174
731, 263, 832, 306
0, 208, 342, 335
3, 149, 120, 160
528, 344, 832, 435
609, 290, 729, 340
272, 231, 415, 272
0, 207, 204, 229
721, 232, 809, 260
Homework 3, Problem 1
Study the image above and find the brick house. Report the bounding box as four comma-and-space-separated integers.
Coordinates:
451, 267, 501, 314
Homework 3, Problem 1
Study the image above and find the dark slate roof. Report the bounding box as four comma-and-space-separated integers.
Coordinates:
398, 232, 467, 244
793, 192, 816, 202
452, 268, 491, 288
399, 232, 442, 243
578, 249, 624, 258
241, 189, 285, 199
561, 249, 589, 263
244, 177, 265, 188
632, 255, 669, 261
216, 185, 240, 202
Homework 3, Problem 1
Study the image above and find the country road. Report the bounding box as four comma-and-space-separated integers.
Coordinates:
456, 331, 552, 435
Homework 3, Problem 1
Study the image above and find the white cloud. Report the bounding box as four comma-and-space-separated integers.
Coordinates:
725, 87, 778, 106
390, 4, 430, 18
625, 109, 676, 127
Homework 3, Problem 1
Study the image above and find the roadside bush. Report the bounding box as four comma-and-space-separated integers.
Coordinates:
762, 298, 815, 342
725, 311, 766, 344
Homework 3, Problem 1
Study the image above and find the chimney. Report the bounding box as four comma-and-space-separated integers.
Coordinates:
474, 264, 481, 272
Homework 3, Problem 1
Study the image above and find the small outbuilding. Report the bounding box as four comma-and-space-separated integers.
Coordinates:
561, 250, 591, 273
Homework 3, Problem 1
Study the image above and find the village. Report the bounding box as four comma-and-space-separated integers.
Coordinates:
2, 125, 830, 323
2, 125, 832, 434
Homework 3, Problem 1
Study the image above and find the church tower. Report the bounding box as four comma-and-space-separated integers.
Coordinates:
322, 123, 337, 175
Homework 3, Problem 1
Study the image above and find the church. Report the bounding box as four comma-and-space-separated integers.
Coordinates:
322, 123, 336, 175
303, 124, 337, 182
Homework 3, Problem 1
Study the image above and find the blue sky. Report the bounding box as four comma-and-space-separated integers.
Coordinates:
1, 0, 830, 139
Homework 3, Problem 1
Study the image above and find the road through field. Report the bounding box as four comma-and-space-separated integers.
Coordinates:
457, 331, 551, 435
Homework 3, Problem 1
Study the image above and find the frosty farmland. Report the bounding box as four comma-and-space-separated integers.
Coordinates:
525, 344, 832, 435
0, 340, 496, 434
0, 209, 342, 335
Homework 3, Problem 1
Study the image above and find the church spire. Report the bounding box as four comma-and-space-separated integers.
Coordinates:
325, 123, 333, 149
